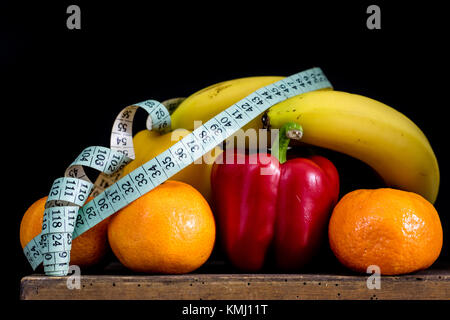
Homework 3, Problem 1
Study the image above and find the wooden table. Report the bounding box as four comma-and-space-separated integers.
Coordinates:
20, 262, 450, 300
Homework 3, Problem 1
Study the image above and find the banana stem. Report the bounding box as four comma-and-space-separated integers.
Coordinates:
271, 122, 303, 164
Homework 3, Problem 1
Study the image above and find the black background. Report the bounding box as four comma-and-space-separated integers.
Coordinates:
3, 0, 449, 311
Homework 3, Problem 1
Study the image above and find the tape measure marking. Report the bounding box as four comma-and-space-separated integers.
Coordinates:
23, 67, 332, 275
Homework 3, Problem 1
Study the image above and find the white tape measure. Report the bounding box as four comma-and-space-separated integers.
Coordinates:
23, 67, 332, 276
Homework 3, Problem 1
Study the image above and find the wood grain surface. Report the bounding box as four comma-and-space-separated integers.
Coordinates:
20, 264, 450, 300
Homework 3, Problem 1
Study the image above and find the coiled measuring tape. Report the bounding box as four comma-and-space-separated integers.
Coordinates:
23, 67, 332, 276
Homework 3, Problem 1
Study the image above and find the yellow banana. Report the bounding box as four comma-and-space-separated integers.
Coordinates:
264, 90, 440, 204
171, 76, 285, 132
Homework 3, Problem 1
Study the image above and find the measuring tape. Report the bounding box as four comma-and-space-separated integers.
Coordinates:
23, 67, 332, 276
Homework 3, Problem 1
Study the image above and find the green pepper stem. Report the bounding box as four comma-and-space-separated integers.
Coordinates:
271, 122, 303, 164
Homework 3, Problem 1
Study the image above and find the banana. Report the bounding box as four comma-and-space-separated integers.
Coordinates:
264, 90, 440, 204
171, 76, 285, 131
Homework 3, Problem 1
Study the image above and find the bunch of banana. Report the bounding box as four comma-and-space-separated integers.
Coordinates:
170, 77, 440, 204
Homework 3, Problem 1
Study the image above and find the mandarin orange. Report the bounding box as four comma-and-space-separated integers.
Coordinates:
107, 181, 215, 274
328, 188, 442, 275
20, 196, 110, 268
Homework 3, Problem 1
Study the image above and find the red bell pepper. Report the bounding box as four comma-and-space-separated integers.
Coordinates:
211, 122, 339, 271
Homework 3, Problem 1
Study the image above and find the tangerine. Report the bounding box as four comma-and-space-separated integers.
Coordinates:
107, 181, 215, 274
20, 196, 110, 268
328, 188, 443, 275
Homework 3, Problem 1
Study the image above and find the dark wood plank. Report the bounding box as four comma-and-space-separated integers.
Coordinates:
20, 267, 450, 300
